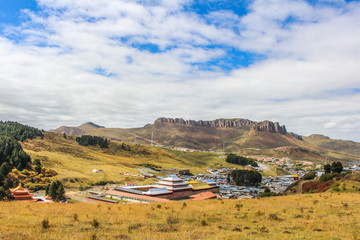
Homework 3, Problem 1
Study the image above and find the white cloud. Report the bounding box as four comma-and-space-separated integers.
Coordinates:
0, 0, 360, 142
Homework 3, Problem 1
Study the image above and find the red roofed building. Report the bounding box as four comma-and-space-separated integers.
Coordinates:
190, 191, 217, 200
9, 185, 34, 201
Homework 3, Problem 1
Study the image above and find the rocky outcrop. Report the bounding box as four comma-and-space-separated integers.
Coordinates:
251, 120, 287, 134
154, 118, 287, 134
288, 132, 303, 141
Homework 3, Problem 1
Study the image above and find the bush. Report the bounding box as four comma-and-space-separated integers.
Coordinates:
302, 172, 316, 180
166, 216, 179, 225
41, 218, 50, 229
92, 180, 115, 186
91, 218, 100, 228
226, 154, 258, 167
331, 182, 341, 192
320, 173, 334, 182
201, 220, 208, 226
259, 187, 277, 198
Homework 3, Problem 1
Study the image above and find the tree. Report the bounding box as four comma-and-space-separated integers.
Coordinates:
34, 165, 42, 174
33, 159, 42, 174
259, 187, 277, 198
63, 133, 67, 139
227, 174, 231, 184
331, 162, 343, 173
302, 172, 316, 180
0, 186, 12, 201
0, 162, 11, 178
225, 153, 258, 167
46, 180, 65, 202
32, 159, 41, 166
324, 164, 331, 174
231, 170, 262, 186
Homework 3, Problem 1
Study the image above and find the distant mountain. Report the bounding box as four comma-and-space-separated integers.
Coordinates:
303, 134, 360, 156
51, 117, 360, 162
79, 122, 105, 129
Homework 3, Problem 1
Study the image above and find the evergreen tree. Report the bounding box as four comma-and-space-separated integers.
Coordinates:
34, 165, 42, 174
231, 170, 262, 186
331, 162, 343, 173
324, 164, 331, 174
0, 162, 11, 177
0, 186, 12, 201
47, 180, 65, 202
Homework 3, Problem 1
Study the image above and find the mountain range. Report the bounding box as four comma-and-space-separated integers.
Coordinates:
51, 117, 360, 162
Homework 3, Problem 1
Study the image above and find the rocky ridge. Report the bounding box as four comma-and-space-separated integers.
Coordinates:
154, 117, 287, 134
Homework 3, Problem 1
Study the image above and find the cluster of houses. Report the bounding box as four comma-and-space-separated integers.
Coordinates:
256, 156, 318, 175
172, 147, 200, 152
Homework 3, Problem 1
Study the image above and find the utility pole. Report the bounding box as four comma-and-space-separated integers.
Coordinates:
151, 131, 154, 146
325, 152, 327, 164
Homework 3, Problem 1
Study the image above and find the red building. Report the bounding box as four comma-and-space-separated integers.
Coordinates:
9, 185, 34, 201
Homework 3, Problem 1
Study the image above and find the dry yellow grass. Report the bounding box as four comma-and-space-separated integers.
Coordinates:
0, 192, 359, 239
20, 132, 242, 186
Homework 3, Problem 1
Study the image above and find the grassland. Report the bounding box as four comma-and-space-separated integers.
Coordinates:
21, 132, 242, 187
52, 122, 360, 162
0, 192, 359, 239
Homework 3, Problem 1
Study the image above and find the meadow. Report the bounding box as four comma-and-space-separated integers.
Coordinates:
20, 132, 242, 187
0, 192, 359, 239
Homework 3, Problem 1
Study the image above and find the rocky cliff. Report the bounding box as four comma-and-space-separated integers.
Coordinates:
154, 117, 287, 134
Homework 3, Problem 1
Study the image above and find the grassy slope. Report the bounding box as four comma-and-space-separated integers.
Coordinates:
304, 134, 360, 156
21, 132, 241, 186
1, 193, 360, 239
52, 123, 360, 162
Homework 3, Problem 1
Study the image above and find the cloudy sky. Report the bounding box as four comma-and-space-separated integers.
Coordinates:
0, 0, 359, 141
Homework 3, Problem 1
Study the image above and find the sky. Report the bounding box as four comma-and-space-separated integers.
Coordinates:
0, 0, 360, 142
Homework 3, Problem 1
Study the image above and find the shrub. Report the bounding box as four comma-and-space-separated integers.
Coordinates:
41, 218, 50, 229
269, 213, 282, 221
320, 173, 334, 182
302, 172, 316, 180
128, 223, 142, 232
201, 220, 208, 226
259, 187, 277, 198
91, 218, 99, 228
331, 182, 341, 192
166, 216, 179, 225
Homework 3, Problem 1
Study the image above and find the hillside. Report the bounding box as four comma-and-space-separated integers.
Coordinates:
286, 172, 360, 195
52, 118, 360, 162
21, 132, 241, 187
304, 134, 360, 156
1, 192, 359, 239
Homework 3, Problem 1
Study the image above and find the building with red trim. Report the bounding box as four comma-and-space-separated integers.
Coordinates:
9, 185, 34, 201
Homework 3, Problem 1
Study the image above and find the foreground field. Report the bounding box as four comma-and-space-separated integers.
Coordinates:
0, 193, 359, 239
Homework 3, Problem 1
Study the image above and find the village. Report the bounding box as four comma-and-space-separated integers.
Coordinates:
7, 154, 360, 204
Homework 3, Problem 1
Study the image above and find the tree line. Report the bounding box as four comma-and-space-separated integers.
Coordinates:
324, 162, 343, 174
0, 121, 43, 142
75, 135, 109, 148
226, 153, 258, 167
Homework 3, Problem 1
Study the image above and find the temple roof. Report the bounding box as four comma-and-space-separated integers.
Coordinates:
162, 174, 183, 182
190, 182, 214, 190
143, 188, 172, 195
190, 191, 217, 200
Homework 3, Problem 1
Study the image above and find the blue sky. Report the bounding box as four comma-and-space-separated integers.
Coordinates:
0, 0, 360, 141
